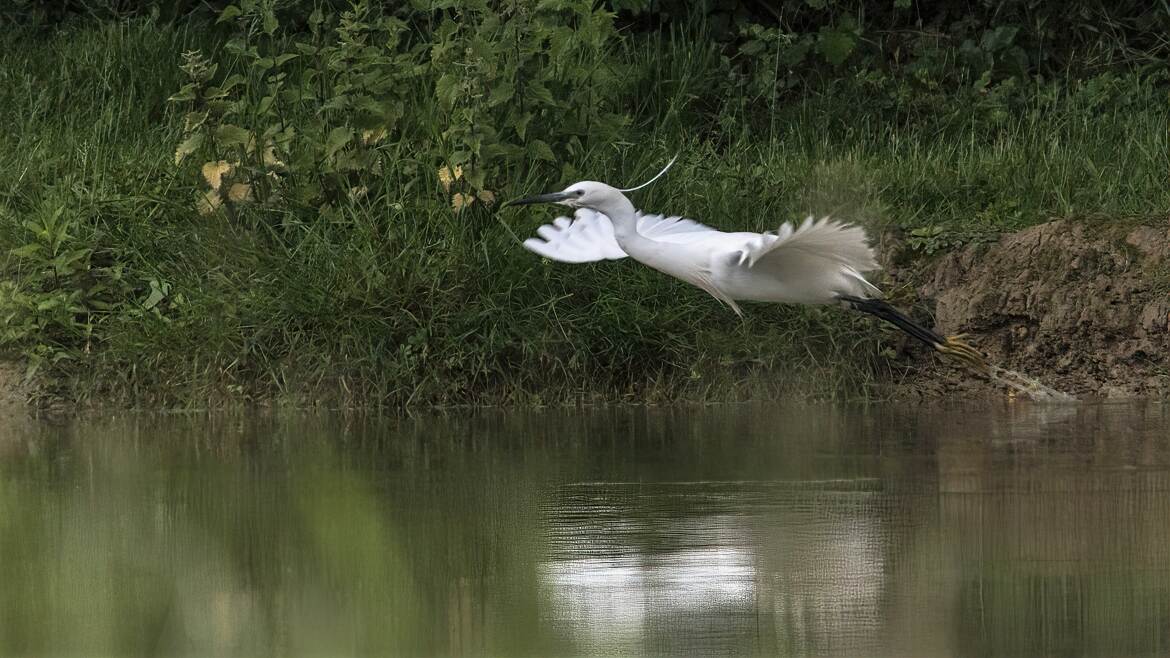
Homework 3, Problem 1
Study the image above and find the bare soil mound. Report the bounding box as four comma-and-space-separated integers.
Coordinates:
911, 220, 1169, 399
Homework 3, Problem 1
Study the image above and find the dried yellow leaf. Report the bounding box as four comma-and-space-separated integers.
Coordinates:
262, 145, 285, 169
227, 183, 253, 202
349, 185, 368, 200
438, 165, 463, 192
476, 190, 496, 207
201, 160, 233, 190
196, 190, 222, 215
451, 192, 473, 212
361, 128, 387, 145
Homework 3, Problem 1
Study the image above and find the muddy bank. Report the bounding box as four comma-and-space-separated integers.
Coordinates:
0, 361, 31, 411
901, 219, 1170, 400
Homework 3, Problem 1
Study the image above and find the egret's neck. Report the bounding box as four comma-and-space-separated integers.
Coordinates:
594, 195, 638, 240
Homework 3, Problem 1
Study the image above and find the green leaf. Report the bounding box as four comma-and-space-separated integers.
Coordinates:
740, 39, 765, 57
216, 5, 242, 22
779, 39, 812, 67
435, 73, 460, 109
262, 9, 279, 35
512, 112, 533, 141
466, 167, 486, 190
322, 95, 352, 112
206, 100, 233, 115
183, 111, 208, 132
171, 130, 202, 165
215, 124, 252, 148
142, 286, 166, 310
168, 85, 197, 103
9, 244, 41, 258
325, 127, 353, 160
981, 25, 1020, 52
526, 82, 555, 107
224, 38, 246, 57
816, 28, 856, 66
220, 74, 245, 92
489, 81, 515, 107
527, 139, 556, 162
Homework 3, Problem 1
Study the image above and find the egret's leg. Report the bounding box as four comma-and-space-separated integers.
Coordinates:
837, 295, 989, 371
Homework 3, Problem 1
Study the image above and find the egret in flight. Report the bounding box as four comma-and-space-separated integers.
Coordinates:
504, 159, 986, 369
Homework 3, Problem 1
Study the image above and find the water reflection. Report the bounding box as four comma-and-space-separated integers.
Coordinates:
542, 482, 888, 657
0, 402, 1168, 656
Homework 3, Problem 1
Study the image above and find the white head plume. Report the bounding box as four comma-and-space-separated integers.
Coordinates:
618, 154, 679, 193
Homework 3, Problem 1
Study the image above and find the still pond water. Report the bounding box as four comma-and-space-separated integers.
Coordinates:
1, 402, 1169, 657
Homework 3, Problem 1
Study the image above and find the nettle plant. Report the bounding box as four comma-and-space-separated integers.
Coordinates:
171, 4, 415, 220
169, 0, 629, 220
429, 0, 628, 209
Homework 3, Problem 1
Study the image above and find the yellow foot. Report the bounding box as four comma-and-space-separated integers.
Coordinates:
935, 334, 990, 373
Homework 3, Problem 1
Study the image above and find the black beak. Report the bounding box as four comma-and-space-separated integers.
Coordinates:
503, 191, 571, 207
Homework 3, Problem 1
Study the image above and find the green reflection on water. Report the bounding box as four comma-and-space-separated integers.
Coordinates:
1, 403, 1168, 657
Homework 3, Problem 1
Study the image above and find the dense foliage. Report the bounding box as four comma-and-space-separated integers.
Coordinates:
1, 1, 1167, 406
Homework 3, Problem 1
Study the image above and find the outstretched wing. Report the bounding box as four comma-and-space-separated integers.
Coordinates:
733, 216, 881, 298
522, 209, 626, 263
522, 209, 718, 263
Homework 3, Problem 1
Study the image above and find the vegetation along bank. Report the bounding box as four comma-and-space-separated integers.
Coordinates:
1, 1, 1167, 407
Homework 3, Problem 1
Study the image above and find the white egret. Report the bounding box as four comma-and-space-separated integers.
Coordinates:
505, 159, 986, 369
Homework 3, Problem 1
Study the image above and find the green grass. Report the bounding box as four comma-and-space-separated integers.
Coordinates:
1, 18, 1167, 408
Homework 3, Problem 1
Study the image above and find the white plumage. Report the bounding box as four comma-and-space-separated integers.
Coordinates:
506, 175, 988, 370
522, 203, 880, 315
523, 209, 715, 263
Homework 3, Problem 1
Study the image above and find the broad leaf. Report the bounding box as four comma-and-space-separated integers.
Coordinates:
216, 5, 242, 22
816, 28, 856, 66
174, 133, 204, 165
436, 73, 460, 110
527, 139, 556, 162
215, 124, 252, 148
325, 127, 353, 160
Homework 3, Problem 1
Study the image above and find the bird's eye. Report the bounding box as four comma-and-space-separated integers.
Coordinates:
574, 190, 585, 197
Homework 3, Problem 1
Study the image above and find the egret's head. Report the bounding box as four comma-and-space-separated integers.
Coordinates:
503, 180, 623, 211
503, 155, 678, 218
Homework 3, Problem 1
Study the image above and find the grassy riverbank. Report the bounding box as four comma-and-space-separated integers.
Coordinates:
1, 8, 1167, 408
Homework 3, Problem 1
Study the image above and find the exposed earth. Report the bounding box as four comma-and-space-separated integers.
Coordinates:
0, 361, 30, 410
897, 219, 1170, 400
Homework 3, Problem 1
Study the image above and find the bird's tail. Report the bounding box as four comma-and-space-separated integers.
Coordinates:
838, 295, 988, 371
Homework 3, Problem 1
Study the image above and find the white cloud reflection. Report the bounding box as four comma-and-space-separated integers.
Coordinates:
538, 483, 889, 656
540, 522, 756, 654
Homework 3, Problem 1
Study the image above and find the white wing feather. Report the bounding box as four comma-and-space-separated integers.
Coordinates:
522, 210, 626, 263
523, 209, 717, 263
633, 212, 715, 242
722, 216, 881, 302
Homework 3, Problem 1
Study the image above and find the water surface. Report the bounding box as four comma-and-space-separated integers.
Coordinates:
1, 402, 1168, 656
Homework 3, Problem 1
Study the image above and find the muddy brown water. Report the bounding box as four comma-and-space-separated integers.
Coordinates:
1, 402, 1168, 656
